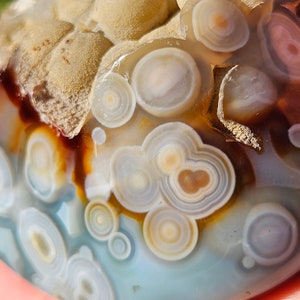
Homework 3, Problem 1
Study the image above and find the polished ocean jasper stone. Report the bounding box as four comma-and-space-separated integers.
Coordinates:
0, 0, 300, 299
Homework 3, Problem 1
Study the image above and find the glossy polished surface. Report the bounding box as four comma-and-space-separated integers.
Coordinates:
1, 0, 300, 299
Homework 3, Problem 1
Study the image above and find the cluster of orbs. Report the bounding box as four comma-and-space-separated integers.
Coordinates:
0, 0, 300, 299
0, 127, 117, 299
83, 121, 236, 261
85, 0, 300, 265
90, 46, 204, 128
84, 199, 132, 261
87, 0, 285, 153
109, 122, 235, 260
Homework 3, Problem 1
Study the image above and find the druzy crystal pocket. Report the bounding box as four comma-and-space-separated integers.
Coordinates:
0, 0, 300, 299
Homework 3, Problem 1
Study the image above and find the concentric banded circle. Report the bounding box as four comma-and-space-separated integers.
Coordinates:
84, 200, 119, 241
25, 129, 56, 201
258, 12, 300, 81
91, 72, 136, 128
143, 206, 198, 261
66, 246, 115, 300
161, 146, 235, 219
18, 207, 67, 276
131, 47, 200, 117
243, 202, 298, 266
142, 122, 203, 176
192, 0, 249, 52
110, 146, 160, 213
108, 232, 132, 261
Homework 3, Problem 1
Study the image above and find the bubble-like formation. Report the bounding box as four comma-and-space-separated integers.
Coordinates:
142, 122, 203, 175
163, 146, 235, 219
24, 127, 66, 202
143, 122, 235, 219
65, 246, 115, 300
17, 207, 67, 276
131, 47, 201, 117
258, 12, 300, 81
143, 205, 198, 261
243, 202, 298, 267
190, 0, 249, 52
84, 199, 119, 241
91, 72, 136, 128
91, 127, 107, 145
108, 232, 132, 261
1, 0, 300, 299
110, 146, 161, 213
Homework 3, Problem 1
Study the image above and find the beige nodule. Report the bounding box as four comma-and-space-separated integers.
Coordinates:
54, 0, 94, 24
90, 0, 169, 43
15, 19, 74, 88
31, 30, 113, 138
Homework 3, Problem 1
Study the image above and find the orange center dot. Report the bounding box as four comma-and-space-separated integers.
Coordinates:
213, 14, 229, 30
178, 169, 210, 194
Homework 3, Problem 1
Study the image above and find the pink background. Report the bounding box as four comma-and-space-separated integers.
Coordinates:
0, 260, 299, 300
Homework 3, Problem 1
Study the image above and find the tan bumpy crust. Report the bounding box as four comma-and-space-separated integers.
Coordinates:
0, 0, 180, 138
31, 30, 113, 138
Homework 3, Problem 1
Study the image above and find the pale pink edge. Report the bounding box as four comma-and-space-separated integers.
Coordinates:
0, 260, 56, 300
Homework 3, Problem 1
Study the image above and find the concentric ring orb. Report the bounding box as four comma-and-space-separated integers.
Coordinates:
84, 200, 119, 241
24, 127, 65, 203
108, 232, 132, 261
17, 207, 67, 276
162, 146, 236, 219
131, 47, 201, 117
142, 122, 203, 175
91, 72, 136, 128
143, 206, 198, 261
242, 202, 298, 267
191, 0, 249, 52
66, 246, 115, 300
258, 12, 300, 81
110, 146, 161, 213
155, 143, 185, 176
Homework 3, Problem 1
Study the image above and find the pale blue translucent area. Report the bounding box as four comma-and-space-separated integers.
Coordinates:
0, 225, 23, 272
56, 191, 85, 238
